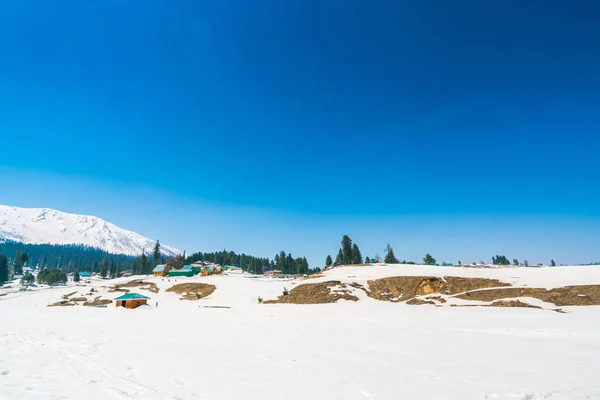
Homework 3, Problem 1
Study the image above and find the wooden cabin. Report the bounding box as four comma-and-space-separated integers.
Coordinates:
153, 264, 170, 277
114, 293, 150, 309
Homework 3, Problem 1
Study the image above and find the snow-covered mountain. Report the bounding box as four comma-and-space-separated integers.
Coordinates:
0, 205, 180, 257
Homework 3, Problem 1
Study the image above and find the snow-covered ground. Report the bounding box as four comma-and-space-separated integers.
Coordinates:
2, 265, 600, 399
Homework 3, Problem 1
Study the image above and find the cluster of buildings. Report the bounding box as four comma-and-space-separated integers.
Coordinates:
152, 261, 242, 278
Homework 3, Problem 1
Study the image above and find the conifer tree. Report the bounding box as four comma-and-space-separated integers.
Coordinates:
0, 255, 8, 284
335, 249, 343, 264
14, 249, 23, 275
100, 256, 109, 278
423, 253, 436, 265
551, 259, 556, 267
152, 240, 161, 267
365, 256, 370, 264
73, 271, 80, 283
352, 244, 362, 264
325, 255, 333, 267
384, 243, 399, 264
341, 236, 353, 264
140, 251, 148, 274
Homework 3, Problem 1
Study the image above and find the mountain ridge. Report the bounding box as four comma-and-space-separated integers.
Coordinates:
0, 204, 180, 257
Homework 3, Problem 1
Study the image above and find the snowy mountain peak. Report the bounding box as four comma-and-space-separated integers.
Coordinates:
0, 205, 180, 257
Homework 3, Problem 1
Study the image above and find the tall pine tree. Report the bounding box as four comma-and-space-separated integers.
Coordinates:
352, 244, 362, 264
0, 255, 8, 283
325, 255, 333, 267
341, 235, 353, 264
152, 240, 161, 267
384, 243, 399, 264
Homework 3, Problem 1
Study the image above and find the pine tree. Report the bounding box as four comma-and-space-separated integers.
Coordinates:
341, 235, 353, 264
384, 243, 399, 264
100, 256, 109, 278
0, 255, 8, 284
423, 253, 436, 265
21, 272, 35, 287
513, 259, 519, 266
152, 240, 161, 267
14, 249, 23, 275
335, 249, 343, 265
325, 255, 333, 267
140, 252, 148, 275
365, 256, 370, 264
73, 271, 80, 282
351, 244, 362, 264
551, 259, 556, 267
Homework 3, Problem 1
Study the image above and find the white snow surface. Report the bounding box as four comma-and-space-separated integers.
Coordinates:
0, 204, 180, 257
2, 264, 600, 399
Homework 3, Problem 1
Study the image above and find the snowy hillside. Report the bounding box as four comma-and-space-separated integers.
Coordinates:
2, 266, 600, 399
0, 205, 180, 257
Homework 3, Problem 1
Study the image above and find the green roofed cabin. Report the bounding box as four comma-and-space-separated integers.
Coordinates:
79, 271, 92, 278
167, 265, 197, 277
114, 293, 150, 309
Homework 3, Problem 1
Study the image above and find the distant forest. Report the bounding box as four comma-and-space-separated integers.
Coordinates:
0, 240, 315, 279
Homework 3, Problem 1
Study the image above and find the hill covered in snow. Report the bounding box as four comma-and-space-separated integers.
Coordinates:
0, 205, 180, 257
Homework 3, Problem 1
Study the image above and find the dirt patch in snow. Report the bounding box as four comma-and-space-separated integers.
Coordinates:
71, 297, 88, 302
83, 298, 112, 307
488, 300, 542, 309
48, 300, 76, 307
406, 298, 436, 306
166, 283, 216, 300
367, 276, 510, 302
110, 280, 159, 294
263, 281, 359, 304
456, 285, 600, 306
62, 292, 78, 300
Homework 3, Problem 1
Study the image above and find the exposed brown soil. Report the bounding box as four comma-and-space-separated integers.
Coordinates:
62, 291, 77, 300
166, 283, 216, 300
428, 296, 447, 304
48, 300, 76, 307
366, 276, 510, 302
110, 280, 159, 294
83, 298, 112, 307
456, 285, 600, 306
406, 298, 436, 306
71, 297, 88, 302
489, 300, 542, 309
263, 281, 359, 304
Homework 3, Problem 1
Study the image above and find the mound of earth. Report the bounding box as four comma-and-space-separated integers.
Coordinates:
367, 276, 510, 302
264, 281, 359, 304
110, 280, 159, 294
488, 300, 542, 309
456, 285, 600, 306
83, 298, 112, 307
166, 283, 216, 300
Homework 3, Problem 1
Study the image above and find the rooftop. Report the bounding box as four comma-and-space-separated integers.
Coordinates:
113, 293, 150, 301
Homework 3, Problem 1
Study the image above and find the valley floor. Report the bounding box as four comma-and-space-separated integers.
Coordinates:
2, 265, 600, 400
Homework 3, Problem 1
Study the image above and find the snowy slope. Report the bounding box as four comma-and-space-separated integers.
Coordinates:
2, 267, 600, 399
0, 204, 180, 257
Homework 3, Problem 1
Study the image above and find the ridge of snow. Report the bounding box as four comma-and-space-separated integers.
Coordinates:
0, 204, 180, 257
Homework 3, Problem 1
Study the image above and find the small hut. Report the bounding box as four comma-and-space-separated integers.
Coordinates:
153, 264, 169, 277
114, 293, 150, 309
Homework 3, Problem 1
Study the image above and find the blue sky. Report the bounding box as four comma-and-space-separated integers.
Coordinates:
1, 1, 599, 265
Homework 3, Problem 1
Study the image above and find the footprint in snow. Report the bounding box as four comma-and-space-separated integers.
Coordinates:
1, 370, 10, 376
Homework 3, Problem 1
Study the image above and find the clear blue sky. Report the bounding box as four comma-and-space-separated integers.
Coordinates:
1, 1, 599, 266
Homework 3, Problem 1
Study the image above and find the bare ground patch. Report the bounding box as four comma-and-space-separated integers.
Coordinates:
48, 300, 76, 307
366, 276, 510, 302
263, 281, 359, 304
166, 283, 216, 300
110, 279, 159, 294
456, 285, 600, 306
83, 297, 112, 307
